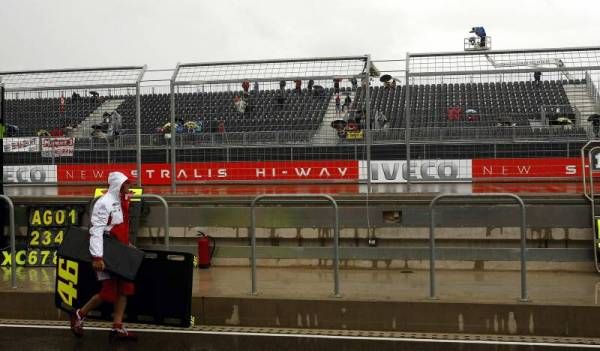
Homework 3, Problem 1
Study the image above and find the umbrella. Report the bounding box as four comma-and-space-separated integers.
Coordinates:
466, 109, 477, 114
6, 124, 19, 136
379, 74, 392, 83
184, 121, 198, 129
588, 114, 600, 122
556, 117, 572, 125
331, 120, 347, 129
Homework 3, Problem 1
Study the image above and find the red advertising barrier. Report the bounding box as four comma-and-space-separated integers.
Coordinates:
472, 157, 582, 180
57, 160, 359, 184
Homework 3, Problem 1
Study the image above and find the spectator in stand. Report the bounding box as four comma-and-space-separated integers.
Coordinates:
242, 80, 250, 94
37, 129, 51, 137
279, 80, 286, 92
375, 110, 388, 129
276, 89, 285, 109
234, 95, 247, 113
588, 114, 600, 138
71, 92, 81, 100
308, 80, 314, 94
50, 126, 64, 137
253, 81, 259, 95
313, 85, 324, 97
350, 78, 358, 91
110, 111, 123, 136
469, 26, 487, 48
218, 120, 225, 134
335, 94, 341, 118
294, 80, 302, 95
89, 91, 100, 103
343, 94, 352, 112
534, 71, 542, 83
176, 118, 185, 134
346, 119, 358, 131
447, 106, 462, 121
65, 124, 74, 137
333, 78, 341, 94
184, 121, 199, 133
59, 95, 66, 113
6, 124, 19, 137
466, 109, 479, 122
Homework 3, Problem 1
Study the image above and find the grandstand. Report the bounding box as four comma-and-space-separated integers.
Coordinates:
2, 79, 594, 137
114, 88, 333, 135
1, 48, 600, 185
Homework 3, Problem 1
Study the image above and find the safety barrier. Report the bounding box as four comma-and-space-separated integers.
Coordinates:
429, 193, 528, 302
250, 194, 340, 297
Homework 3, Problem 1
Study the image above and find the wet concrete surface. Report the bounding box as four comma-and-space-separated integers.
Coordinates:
3, 266, 600, 306
2, 267, 600, 346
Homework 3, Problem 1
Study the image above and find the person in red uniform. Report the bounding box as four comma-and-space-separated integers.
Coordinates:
70, 171, 137, 341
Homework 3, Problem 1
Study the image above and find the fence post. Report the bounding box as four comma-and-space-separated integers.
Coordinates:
250, 194, 340, 297
429, 193, 528, 302
0, 195, 16, 289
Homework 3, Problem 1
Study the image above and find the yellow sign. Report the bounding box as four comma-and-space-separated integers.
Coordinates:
28, 228, 64, 247
29, 208, 79, 227
57, 257, 79, 308
346, 130, 364, 140
94, 188, 143, 202
1, 249, 57, 266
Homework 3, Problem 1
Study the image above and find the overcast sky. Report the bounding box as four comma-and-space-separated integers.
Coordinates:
1, 0, 598, 72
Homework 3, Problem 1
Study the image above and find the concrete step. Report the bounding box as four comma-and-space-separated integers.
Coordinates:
313, 90, 356, 144
72, 99, 125, 137
563, 84, 600, 128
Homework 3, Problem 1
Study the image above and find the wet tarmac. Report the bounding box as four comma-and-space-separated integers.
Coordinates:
3, 321, 597, 351
2, 266, 600, 306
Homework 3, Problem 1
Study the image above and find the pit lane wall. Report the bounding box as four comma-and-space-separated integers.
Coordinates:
1, 158, 589, 185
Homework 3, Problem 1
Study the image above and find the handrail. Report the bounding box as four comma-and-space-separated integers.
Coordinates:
429, 193, 528, 302
91, 193, 170, 250
141, 194, 170, 250
0, 195, 16, 289
581, 141, 600, 202
587, 147, 600, 272
250, 194, 340, 297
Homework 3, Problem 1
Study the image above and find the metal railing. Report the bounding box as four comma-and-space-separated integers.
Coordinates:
429, 193, 528, 302
5, 125, 590, 153
250, 194, 340, 297
0, 195, 16, 289
585, 145, 600, 272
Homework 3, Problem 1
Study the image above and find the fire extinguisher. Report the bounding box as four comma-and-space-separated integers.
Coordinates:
197, 231, 216, 269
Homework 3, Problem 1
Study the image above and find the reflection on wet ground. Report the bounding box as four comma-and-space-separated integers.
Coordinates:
3, 266, 600, 306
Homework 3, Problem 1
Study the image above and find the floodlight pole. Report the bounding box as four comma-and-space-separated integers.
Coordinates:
365, 55, 372, 193
404, 52, 412, 186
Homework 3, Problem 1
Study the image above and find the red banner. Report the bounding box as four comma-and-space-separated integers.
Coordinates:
57, 160, 359, 184
472, 157, 581, 179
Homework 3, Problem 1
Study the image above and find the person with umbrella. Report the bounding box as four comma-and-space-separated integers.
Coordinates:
555, 117, 573, 130
588, 113, 600, 137
331, 119, 347, 139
